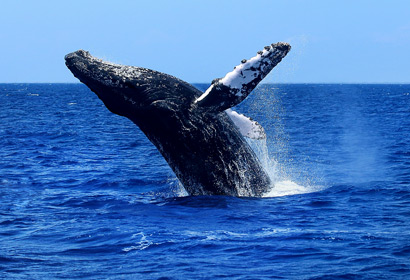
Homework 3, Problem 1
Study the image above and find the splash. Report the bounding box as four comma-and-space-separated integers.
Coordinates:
170, 178, 189, 197
153, 177, 189, 199
162, 128, 324, 198
241, 85, 325, 198
264, 180, 321, 197
246, 137, 323, 198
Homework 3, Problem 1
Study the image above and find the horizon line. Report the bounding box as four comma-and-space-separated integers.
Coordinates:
1, 82, 410, 85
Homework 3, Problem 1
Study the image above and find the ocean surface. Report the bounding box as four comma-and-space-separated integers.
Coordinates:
1, 83, 409, 279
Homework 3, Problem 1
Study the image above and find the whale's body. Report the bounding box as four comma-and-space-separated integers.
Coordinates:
65, 43, 290, 196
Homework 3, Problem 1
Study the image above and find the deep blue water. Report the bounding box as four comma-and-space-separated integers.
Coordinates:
1, 83, 409, 279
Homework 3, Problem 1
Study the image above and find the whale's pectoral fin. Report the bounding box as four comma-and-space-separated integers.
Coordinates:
195, 42, 290, 112
226, 109, 266, 140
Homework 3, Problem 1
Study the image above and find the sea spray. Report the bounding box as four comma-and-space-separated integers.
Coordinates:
242, 85, 324, 197
246, 136, 322, 197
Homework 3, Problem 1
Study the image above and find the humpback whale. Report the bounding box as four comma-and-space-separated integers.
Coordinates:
65, 43, 290, 196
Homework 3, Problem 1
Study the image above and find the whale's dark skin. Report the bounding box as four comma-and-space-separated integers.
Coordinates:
65, 43, 290, 196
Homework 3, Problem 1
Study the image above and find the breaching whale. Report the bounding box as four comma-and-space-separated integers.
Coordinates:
65, 42, 290, 196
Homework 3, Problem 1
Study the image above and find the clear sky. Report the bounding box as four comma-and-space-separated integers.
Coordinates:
1, 0, 409, 83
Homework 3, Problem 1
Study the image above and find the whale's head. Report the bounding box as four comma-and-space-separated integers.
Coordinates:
65, 50, 200, 122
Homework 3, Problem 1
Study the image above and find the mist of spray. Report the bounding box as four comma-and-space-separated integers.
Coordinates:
242, 85, 324, 197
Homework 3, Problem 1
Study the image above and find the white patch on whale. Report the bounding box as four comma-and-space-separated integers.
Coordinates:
226, 109, 266, 140
220, 46, 274, 93
195, 44, 285, 103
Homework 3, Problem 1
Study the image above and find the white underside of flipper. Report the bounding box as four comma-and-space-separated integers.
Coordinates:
226, 109, 266, 140
218, 45, 278, 95
195, 42, 290, 109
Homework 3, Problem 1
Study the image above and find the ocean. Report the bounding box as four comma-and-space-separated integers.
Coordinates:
1, 83, 409, 279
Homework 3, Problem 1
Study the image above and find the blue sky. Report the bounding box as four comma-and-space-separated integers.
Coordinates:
1, 0, 409, 83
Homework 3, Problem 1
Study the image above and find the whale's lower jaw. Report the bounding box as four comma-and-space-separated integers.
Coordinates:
65, 43, 290, 196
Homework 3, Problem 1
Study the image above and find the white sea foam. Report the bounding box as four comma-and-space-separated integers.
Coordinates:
263, 180, 320, 197
246, 136, 323, 198
123, 232, 152, 252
